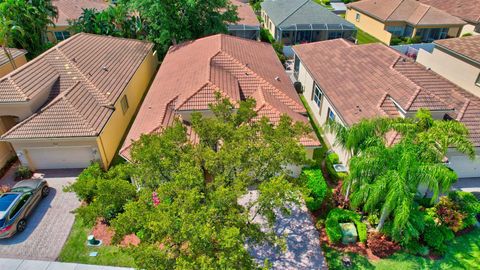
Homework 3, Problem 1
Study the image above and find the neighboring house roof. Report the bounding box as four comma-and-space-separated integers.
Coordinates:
0, 33, 153, 139
434, 35, 480, 64
418, 0, 480, 24
261, 0, 355, 30
293, 39, 480, 146
120, 34, 319, 159
0, 48, 27, 67
231, 0, 260, 27
347, 0, 466, 26
52, 0, 110, 26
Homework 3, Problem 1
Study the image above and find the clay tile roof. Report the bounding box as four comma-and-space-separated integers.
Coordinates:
434, 35, 480, 64
120, 34, 320, 159
293, 39, 480, 146
348, 0, 465, 26
231, 0, 259, 26
418, 0, 480, 24
1, 33, 153, 139
0, 48, 27, 67
52, 0, 110, 26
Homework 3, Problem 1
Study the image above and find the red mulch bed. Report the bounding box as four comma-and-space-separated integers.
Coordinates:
120, 234, 141, 247
92, 219, 115, 246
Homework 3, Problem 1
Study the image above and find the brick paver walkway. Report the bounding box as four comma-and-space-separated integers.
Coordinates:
0, 168, 82, 261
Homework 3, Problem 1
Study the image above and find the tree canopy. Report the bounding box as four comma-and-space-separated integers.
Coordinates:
0, 0, 57, 58
107, 95, 313, 269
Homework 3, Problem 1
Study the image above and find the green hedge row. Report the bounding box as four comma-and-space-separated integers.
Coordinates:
325, 153, 348, 183
301, 168, 327, 211
325, 208, 367, 243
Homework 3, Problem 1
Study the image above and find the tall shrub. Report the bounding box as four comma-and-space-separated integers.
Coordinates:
301, 168, 327, 211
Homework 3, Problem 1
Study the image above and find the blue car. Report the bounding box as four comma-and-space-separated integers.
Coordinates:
0, 179, 49, 239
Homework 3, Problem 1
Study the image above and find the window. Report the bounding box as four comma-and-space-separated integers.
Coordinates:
120, 95, 129, 114
54, 31, 71, 41
328, 31, 343, 40
312, 84, 323, 107
9, 193, 31, 219
328, 108, 336, 122
476, 73, 480, 87
386, 26, 405, 37
355, 13, 360, 22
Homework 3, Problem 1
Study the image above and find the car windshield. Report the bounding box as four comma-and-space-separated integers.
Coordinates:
10, 187, 33, 193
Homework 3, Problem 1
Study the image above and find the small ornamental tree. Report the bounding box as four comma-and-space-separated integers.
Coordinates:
111, 95, 314, 269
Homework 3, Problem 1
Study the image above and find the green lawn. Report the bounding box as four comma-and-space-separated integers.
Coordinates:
355, 29, 382, 44
58, 218, 136, 268
324, 228, 480, 270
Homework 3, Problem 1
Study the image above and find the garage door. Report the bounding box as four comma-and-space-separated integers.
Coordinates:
448, 155, 480, 178
26, 146, 96, 169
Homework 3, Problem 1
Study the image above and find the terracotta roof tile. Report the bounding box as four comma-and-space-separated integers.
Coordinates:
348, 0, 465, 26
293, 39, 480, 146
418, 0, 480, 23
231, 0, 259, 26
434, 35, 480, 64
1, 33, 153, 139
52, 0, 109, 26
120, 34, 319, 159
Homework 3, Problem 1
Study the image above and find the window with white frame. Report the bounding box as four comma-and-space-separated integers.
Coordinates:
476, 73, 480, 87
121, 95, 129, 114
312, 84, 323, 107
355, 13, 361, 22
328, 108, 336, 122
54, 31, 71, 41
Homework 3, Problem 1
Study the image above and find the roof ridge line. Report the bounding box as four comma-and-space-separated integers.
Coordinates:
1, 81, 82, 139
61, 89, 98, 135
277, 0, 310, 26
386, 0, 406, 21
176, 81, 211, 110
7, 77, 29, 101
415, 5, 431, 25
54, 47, 111, 106
455, 98, 470, 121
377, 93, 390, 116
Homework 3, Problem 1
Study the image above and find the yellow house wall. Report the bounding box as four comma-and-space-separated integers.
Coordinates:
46, 25, 70, 43
0, 117, 17, 168
0, 55, 27, 78
96, 50, 158, 168
261, 8, 277, 38
346, 8, 392, 44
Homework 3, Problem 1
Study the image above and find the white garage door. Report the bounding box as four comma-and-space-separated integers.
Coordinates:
26, 146, 96, 169
448, 155, 480, 178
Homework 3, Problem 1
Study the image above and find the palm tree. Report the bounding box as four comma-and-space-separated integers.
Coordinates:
0, 17, 23, 70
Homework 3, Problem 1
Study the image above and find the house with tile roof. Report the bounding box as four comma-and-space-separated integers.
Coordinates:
120, 34, 320, 163
293, 39, 480, 178
260, 0, 356, 46
0, 48, 28, 169
0, 33, 157, 170
346, 0, 466, 45
47, 0, 110, 43
418, 0, 480, 36
228, 0, 260, 40
417, 35, 480, 98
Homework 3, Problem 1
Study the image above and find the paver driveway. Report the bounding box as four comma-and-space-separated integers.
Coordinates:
0, 167, 81, 261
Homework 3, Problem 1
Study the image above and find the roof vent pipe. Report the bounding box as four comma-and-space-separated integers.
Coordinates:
275, 76, 280, 81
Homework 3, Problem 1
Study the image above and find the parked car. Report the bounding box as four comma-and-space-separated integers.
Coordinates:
0, 179, 49, 239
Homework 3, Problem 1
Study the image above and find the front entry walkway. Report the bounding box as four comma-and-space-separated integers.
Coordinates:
0, 258, 133, 270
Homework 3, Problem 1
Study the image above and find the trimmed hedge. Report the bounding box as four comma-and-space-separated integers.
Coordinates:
301, 168, 327, 211
325, 208, 367, 243
325, 153, 348, 183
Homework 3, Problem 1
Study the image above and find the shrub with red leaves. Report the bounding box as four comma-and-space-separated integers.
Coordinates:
434, 197, 466, 232
367, 232, 400, 258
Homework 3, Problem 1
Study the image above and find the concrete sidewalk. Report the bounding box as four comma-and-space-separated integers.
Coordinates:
0, 258, 134, 270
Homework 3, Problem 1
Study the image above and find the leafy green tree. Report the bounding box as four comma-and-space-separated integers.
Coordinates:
0, 17, 23, 70
0, 0, 57, 58
125, 0, 239, 55
70, 5, 146, 39
111, 95, 312, 268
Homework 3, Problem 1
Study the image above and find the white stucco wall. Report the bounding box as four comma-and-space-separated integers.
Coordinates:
460, 23, 479, 36
447, 148, 480, 178
417, 47, 480, 98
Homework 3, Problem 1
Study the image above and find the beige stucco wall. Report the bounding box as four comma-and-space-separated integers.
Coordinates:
417, 47, 480, 97
346, 8, 392, 44
0, 55, 27, 78
460, 23, 479, 36
97, 49, 158, 168
261, 8, 277, 39
0, 117, 17, 168
296, 59, 351, 164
